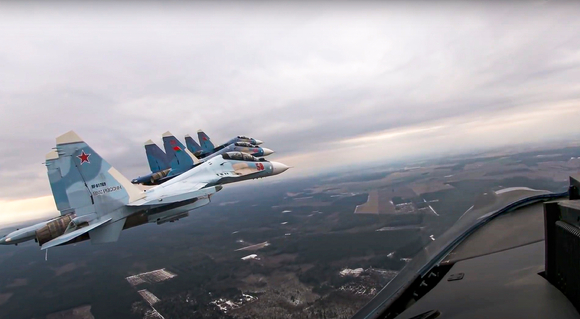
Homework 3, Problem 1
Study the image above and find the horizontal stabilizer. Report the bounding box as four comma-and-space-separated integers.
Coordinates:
41, 218, 112, 250
127, 185, 222, 206
90, 218, 125, 244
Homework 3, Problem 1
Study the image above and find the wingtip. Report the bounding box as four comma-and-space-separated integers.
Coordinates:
56, 130, 83, 145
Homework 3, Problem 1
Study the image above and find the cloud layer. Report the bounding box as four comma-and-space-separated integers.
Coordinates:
1, 1, 580, 205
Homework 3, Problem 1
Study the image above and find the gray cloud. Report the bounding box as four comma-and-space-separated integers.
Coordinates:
1, 2, 580, 200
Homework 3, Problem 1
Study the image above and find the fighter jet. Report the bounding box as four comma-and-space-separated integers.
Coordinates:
190, 140, 273, 161
133, 132, 273, 185
0, 131, 289, 249
185, 131, 272, 159
197, 129, 264, 156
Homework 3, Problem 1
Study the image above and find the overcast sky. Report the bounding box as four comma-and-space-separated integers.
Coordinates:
1, 1, 580, 222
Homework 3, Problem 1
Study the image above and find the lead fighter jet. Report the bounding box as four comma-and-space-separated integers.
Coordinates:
0, 131, 289, 250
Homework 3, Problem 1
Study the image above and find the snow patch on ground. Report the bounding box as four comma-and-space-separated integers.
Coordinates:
339, 283, 377, 296
138, 289, 161, 306
339, 268, 364, 277
241, 254, 259, 261
210, 294, 257, 313
126, 269, 177, 286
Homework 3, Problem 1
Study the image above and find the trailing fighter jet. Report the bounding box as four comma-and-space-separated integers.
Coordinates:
197, 129, 263, 155
191, 140, 273, 160
188, 133, 272, 159
0, 131, 289, 249
133, 132, 273, 185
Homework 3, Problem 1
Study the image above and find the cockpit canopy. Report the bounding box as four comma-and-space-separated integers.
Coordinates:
222, 152, 260, 162
237, 135, 251, 139
234, 142, 255, 148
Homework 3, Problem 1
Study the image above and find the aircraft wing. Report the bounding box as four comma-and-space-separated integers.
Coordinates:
89, 219, 125, 244
41, 218, 112, 250
127, 184, 222, 206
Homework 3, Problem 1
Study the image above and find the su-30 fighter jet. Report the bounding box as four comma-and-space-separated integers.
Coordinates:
196, 129, 263, 156
0, 131, 289, 250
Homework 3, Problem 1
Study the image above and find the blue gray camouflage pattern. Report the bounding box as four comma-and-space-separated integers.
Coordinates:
0, 131, 289, 250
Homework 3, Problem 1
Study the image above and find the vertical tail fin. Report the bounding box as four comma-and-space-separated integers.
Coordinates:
144, 140, 170, 173
162, 132, 200, 175
168, 145, 194, 175
197, 129, 215, 153
45, 150, 74, 215
185, 134, 202, 153
55, 131, 144, 217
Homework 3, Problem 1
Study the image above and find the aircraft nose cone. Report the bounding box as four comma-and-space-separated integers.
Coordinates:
0, 236, 10, 245
270, 161, 290, 175
254, 139, 264, 145
262, 148, 274, 156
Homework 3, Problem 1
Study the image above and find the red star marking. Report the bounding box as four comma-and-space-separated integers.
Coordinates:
170, 140, 176, 145
202, 136, 207, 141
77, 150, 91, 165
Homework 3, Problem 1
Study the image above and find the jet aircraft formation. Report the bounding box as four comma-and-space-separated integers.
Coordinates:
131, 130, 274, 185
0, 130, 289, 251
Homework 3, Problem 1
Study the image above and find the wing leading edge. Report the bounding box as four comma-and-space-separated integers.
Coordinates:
127, 185, 222, 206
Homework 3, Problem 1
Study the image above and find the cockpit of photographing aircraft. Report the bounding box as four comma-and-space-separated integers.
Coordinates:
222, 152, 259, 162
